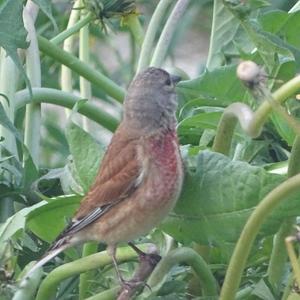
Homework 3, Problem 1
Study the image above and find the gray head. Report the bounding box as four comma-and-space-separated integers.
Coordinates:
124, 67, 181, 132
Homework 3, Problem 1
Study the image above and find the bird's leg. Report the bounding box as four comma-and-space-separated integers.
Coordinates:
128, 242, 161, 266
107, 245, 139, 289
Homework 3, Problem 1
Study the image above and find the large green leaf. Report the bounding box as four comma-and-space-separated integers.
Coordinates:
65, 122, 104, 192
177, 65, 248, 106
161, 151, 300, 248
26, 195, 81, 242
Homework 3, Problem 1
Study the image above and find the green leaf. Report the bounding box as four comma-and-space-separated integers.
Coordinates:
26, 195, 81, 242
177, 65, 248, 106
161, 151, 300, 250
0, 102, 38, 186
251, 279, 275, 300
177, 111, 222, 136
65, 122, 104, 192
0, 202, 44, 255
0, 0, 30, 90
0, 102, 23, 143
259, 10, 300, 50
32, 0, 58, 31
206, 0, 244, 69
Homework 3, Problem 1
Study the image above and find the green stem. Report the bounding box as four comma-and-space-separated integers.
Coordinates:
79, 6, 92, 131
13, 264, 43, 300
23, 2, 41, 167
14, 88, 119, 131
206, 0, 220, 70
288, 136, 300, 177
61, 0, 81, 118
35, 245, 149, 300
37, 36, 125, 102
123, 14, 144, 48
136, 0, 172, 73
212, 103, 257, 155
142, 247, 218, 297
219, 173, 300, 300
51, 13, 94, 45
150, 0, 190, 68
212, 75, 300, 155
0, 50, 19, 159
79, 243, 98, 300
267, 219, 294, 290
267, 136, 300, 288
285, 237, 300, 286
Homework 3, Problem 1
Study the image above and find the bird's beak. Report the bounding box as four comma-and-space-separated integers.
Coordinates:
170, 74, 181, 85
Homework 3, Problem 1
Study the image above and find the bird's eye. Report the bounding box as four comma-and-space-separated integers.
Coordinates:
165, 77, 172, 86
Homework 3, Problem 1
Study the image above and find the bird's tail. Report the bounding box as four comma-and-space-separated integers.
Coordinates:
24, 236, 71, 279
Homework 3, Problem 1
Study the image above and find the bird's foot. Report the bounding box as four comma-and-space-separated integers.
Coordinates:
128, 242, 161, 266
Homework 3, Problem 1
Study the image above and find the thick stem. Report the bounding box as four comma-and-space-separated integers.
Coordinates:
51, 13, 94, 45
13, 264, 43, 300
23, 1, 41, 167
285, 237, 300, 286
150, 0, 190, 68
79, 6, 92, 131
61, 0, 81, 118
0, 51, 19, 158
136, 0, 172, 73
143, 247, 218, 297
79, 243, 98, 300
267, 136, 300, 287
213, 75, 300, 155
14, 88, 119, 131
267, 219, 294, 289
123, 14, 144, 48
220, 174, 300, 300
212, 103, 257, 155
37, 36, 125, 102
35, 245, 149, 300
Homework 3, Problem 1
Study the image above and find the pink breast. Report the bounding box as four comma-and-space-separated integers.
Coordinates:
147, 130, 183, 201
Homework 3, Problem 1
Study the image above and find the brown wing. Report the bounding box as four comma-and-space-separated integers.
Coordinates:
74, 124, 141, 221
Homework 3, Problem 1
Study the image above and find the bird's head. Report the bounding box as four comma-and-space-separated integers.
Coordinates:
124, 67, 181, 132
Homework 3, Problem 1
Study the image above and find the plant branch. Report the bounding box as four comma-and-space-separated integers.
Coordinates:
23, 1, 41, 167
267, 135, 300, 287
79, 5, 92, 131
212, 103, 257, 155
220, 173, 300, 300
213, 75, 300, 155
136, 0, 173, 73
61, 0, 81, 118
142, 247, 218, 298
79, 243, 98, 300
35, 245, 150, 300
37, 36, 125, 102
14, 88, 119, 131
51, 12, 94, 45
123, 14, 144, 48
150, 0, 190, 68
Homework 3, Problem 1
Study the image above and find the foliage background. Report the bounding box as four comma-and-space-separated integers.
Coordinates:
1, 0, 300, 299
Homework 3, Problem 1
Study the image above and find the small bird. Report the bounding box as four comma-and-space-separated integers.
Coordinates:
26, 67, 184, 284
